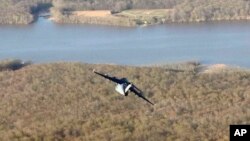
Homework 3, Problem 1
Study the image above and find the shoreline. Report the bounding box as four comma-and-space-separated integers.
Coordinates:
2, 9, 250, 27
1, 59, 249, 73
49, 9, 250, 27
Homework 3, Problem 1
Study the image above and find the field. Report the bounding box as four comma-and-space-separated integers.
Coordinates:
116, 9, 171, 25
72, 11, 112, 17
51, 9, 171, 26
0, 60, 249, 140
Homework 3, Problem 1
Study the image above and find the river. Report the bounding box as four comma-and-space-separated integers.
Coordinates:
0, 17, 250, 67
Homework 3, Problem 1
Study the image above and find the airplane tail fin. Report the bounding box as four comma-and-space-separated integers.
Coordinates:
125, 84, 132, 93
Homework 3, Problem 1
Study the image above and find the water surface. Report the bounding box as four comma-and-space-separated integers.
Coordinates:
0, 18, 250, 67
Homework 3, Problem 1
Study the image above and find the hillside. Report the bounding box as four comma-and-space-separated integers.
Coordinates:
51, 0, 250, 26
0, 62, 249, 140
1, 0, 250, 25
50, 9, 170, 26
0, 0, 51, 24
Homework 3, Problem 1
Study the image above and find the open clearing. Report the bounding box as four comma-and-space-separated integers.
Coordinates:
66, 9, 171, 26
201, 64, 228, 74
72, 10, 112, 17
71, 9, 171, 18
116, 9, 171, 18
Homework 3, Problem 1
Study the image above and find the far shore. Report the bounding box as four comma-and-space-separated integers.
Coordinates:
49, 9, 250, 27
1, 8, 250, 26
50, 9, 171, 27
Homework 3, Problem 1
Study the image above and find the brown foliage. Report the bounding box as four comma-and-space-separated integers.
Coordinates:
0, 62, 249, 140
0, 0, 52, 24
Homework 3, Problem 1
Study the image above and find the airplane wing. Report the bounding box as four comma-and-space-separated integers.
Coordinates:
93, 70, 123, 84
130, 85, 154, 105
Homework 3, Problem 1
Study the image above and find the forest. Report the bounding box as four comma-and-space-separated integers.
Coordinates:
0, 0, 51, 24
0, 0, 250, 24
0, 60, 249, 140
51, 0, 250, 24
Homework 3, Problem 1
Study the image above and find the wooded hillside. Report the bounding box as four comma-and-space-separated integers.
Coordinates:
0, 0, 51, 24
0, 61, 250, 140
1, 0, 250, 24
52, 0, 250, 22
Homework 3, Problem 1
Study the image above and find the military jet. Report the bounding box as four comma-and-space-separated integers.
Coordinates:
93, 70, 154, 105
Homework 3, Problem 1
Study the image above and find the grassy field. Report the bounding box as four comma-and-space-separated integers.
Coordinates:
51, 9, 170, 26
116, 9, 171, 25
0, 61, 249, 140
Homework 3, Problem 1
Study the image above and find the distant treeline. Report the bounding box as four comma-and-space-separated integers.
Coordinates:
171, 0, 250, 22
52, 0, 250, 22
1, 0, 250, 24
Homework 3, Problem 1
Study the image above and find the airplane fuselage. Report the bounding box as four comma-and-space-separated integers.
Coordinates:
115, 83, 132, 96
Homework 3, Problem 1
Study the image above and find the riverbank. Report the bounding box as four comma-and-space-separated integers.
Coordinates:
1, 59, 246, 73
50, 8, 250, 27
48, 0, 250, 27
50, 9, 171, 26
